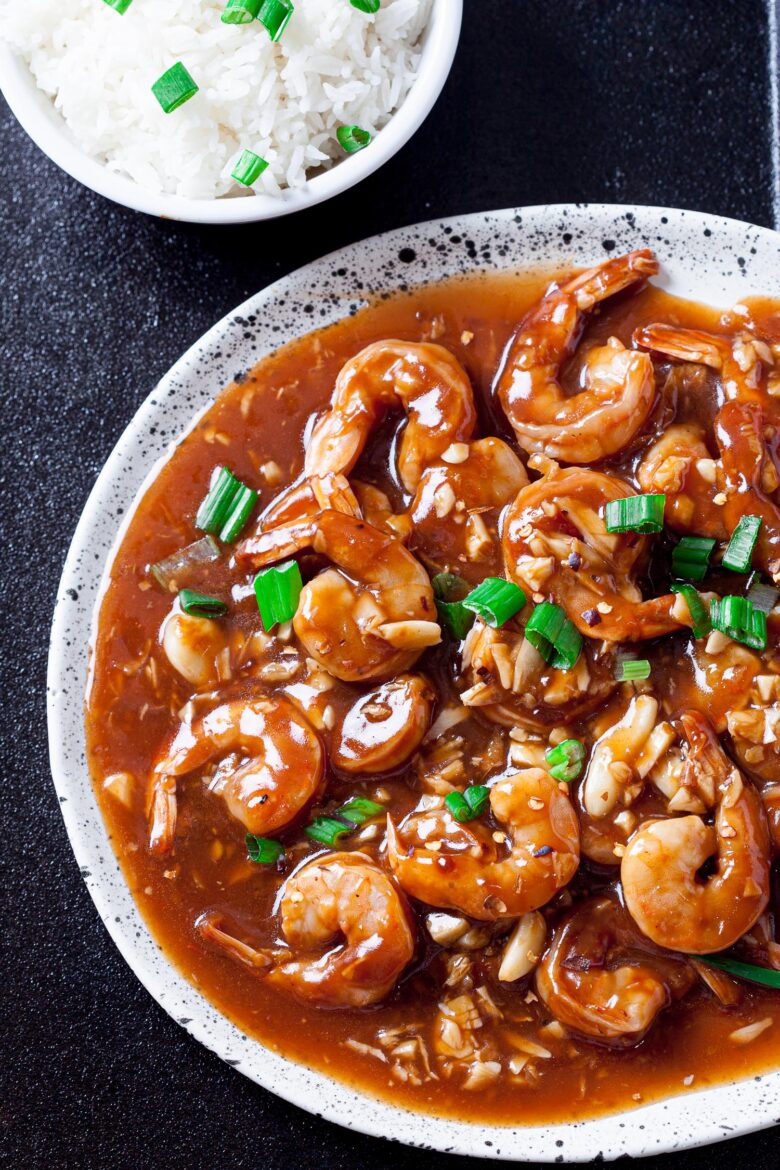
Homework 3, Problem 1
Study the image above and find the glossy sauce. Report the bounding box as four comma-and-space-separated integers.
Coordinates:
86, 269, 780, 1124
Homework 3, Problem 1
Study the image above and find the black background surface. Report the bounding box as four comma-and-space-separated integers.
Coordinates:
2, 2, 778, 1167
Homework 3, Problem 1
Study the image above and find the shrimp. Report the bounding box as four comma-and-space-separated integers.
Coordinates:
495, 250, 658, 462
238, 510, 440, 682
459, 616, 618, 730
386, 769, 580, 921
621, 711, 771, 953
161, 607, 229, 688
268, 852, 416, 1007
717, 401, 780, 580
536, 895, 695, 1046
408, 437, 529, 582
634, 322, 772, 405
637, 423, 728, 538
502, 465, 688, 641
304, 340, 477, 493
147, 695, 323, 855
331, 674, 435, 773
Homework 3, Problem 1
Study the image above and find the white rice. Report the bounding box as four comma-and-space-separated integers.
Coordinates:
0, 0, 430, 198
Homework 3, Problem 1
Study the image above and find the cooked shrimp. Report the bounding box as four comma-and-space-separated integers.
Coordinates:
331, 674, 435, 773
495, 250, 658, 462
536, 895, 695, 1045
637, 403, 780, 579
304, 340, 477, 493
148, 695, 323, 854
260, 471, 363, 531
634, 322, 771, 405
717, 401, 780, 580
502, 466, 687, 641
238, 510, 440, 682
637, 423, 728, 538
268, 852, 416, 1006
386, 769, 580, 921
161, 607, 229, 688
459, 616, 617, 730
408, 437, 528, 581
621, 711, 771, 953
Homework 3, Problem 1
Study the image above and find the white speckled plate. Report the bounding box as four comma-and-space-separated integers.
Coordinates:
48, 204, 780, 1161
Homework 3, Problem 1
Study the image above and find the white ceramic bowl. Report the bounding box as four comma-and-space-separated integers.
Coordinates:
49, 204, 780, 1160
0, 1, 460, 224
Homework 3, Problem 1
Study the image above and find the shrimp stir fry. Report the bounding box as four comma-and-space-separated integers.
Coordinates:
98, 249, 780, 1110
496, 250, 658, 462
621, 712, 771, 953
386, 769, 580, 920
238, 510, 440, 681
503, 466, 688, 640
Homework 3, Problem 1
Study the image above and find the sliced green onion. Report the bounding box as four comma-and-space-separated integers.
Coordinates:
102, 0, 134, 12
604, 494, 665, 534
432, 572, 469, 601
524, 601, 582, 670
350, 0, 380, 10
747, 577, 779, 614
219, 483, 258, 543
337, 797, 385, 826
671, 535, 716, 582
545, 739, 585, 783
258, 0, 293, 40
196, 467, 239, 533
151, 62, 199, 113
253, 559, 303, 631
221, 0, 262, 23
245, 833, 284, 864
231, 149, 269, 186
723, 515, 762, 573
670, 583, 711, 639
616, 658, 651, 682
697, 954, 780, 990
196, 466, 256, 540
710, 595, 767, 650
463, 577, 526, 628
444, 792, 470, 823
436, 600, 474, 640
150, 535, 220, 591
179, 589, 228, 619
464, 785, 490, 817
337, 125, 372, 153
432, 572, 474, 639
445, 786, 491, 823
305, 816, 350, 846
305, 796, 385, 847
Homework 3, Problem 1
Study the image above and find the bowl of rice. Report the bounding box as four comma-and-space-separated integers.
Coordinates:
0, 0, 460, 224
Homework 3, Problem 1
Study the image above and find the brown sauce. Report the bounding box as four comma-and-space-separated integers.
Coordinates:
86, 268, 780, 1125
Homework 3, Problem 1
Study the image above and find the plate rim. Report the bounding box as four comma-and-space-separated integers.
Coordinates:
47, 201, 780, 1161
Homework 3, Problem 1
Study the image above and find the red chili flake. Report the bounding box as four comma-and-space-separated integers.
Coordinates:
582, 608, 602, 627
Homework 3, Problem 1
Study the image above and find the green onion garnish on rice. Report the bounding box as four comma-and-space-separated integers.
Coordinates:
151, 62, 199, 113
337, 125, 372, 153
258, 0, 294, 41
231, 149, 269, 186
350, 0, 381, 11
102, 0, 134, 13
221, 0, 262, 23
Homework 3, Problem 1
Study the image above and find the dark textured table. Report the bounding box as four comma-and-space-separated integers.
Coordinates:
3, 1, 779, 1166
